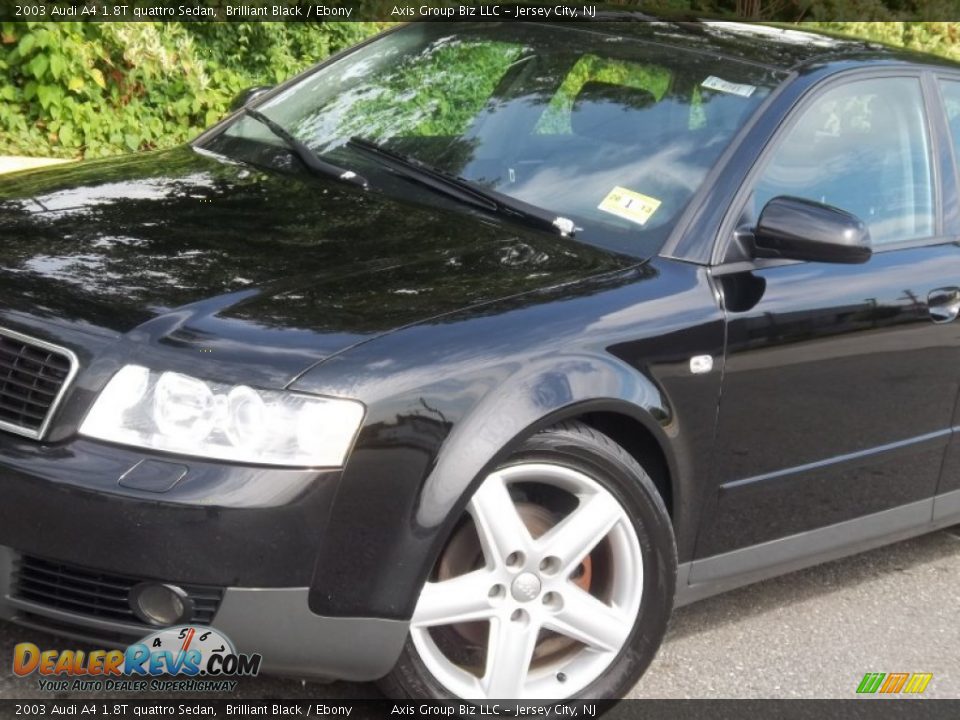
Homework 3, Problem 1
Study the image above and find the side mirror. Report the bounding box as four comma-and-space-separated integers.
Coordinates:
230, 85, 274, 112
750, 196, 872, 264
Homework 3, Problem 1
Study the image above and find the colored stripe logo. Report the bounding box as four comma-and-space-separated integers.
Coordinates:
857, 672, 933, 695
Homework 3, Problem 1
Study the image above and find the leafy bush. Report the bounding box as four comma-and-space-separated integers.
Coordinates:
804, 22, 960, 62
0, 21, 382, 159
4, 18, 960, 160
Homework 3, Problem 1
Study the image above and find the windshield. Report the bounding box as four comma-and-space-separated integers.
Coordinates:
203, 22, 782, 259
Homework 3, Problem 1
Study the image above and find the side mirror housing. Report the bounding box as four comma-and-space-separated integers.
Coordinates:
750, 196, 872, 264
230, 85, 274, 112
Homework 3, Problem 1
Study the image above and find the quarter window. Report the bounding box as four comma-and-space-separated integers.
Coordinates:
751, 77, 934, 246
937, 79, 960, 164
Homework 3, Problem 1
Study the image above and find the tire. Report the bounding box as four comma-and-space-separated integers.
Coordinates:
379, 420, 677, 701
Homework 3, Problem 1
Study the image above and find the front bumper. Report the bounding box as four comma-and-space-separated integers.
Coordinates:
0, 546, 408, 680
0, 433, 410, 681
0, 434, 339, 587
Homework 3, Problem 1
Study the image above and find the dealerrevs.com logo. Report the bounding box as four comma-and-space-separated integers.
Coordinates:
13, 626, 262, 692
856, 672, 933, 696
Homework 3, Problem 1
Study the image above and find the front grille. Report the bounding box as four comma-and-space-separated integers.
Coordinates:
12, 555, 223, 626
0, 328, 75, 439
13, 612, 142, 648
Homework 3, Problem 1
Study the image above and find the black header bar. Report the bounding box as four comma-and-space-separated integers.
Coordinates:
4, 0, 960, 22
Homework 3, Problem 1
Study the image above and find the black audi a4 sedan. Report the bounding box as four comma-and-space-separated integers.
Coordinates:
1, 18, 959, 701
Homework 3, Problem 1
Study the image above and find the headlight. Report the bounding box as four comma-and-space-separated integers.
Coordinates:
79, 365, 365, 467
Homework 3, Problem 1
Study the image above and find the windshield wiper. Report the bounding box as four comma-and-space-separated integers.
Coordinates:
243, 109, 368, 189
346, 136, 575, 237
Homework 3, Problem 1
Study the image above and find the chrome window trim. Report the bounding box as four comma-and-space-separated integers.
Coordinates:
0, 326, 78, 441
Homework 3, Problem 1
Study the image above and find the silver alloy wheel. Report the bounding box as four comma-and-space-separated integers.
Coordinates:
410, 462, 644, 700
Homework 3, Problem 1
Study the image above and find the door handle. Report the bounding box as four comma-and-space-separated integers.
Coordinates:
928, 287, 960, 323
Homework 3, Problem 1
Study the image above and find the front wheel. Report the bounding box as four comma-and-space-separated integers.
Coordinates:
379, 421, 677, 700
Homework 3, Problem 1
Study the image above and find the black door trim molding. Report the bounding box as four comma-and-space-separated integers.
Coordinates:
675, 494, 958, 607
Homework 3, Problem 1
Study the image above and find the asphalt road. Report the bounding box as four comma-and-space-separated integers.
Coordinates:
1, 526, 958, 700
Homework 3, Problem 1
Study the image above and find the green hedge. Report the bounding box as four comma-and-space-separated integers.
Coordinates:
2, 20, 960, 160
0, 21, 382, 159
804, 22, 960, 62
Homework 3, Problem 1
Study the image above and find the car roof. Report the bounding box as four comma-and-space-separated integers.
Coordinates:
579, 18, 960, 74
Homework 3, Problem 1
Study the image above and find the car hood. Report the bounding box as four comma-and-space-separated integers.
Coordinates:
0, 147, 635, 384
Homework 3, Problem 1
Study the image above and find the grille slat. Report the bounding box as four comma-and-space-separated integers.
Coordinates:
15, 562, 132, 592
0, 349, 67, 377
0, 366, 64, 391
0, 362, 67, 385
0, 398, 47, 422
12, 555, 224, 626
0, 330, 74, 437
0, 373, 59, 399
16, 587, 139, 618
15, 574, 132, 603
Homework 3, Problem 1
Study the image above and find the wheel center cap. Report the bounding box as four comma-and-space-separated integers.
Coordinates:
511, 572, 542, 602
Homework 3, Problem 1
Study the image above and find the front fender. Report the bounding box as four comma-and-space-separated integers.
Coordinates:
415, 353, 672, 531
292, 259, 723, 620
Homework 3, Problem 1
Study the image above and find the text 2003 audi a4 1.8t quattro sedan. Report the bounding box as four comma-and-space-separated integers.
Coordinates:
2, 19, 960, 701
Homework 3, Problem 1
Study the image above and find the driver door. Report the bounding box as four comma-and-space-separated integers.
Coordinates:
693, 73, 960, 574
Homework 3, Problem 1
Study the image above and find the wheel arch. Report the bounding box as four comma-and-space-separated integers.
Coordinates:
575, 409, 674, 519
310, 353, 693, 621
415, 355, 682, 540
412, 365, 685, 614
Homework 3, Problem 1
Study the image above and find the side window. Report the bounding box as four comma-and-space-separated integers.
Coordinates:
938, 79, 960, 161
751, 77, 934, 246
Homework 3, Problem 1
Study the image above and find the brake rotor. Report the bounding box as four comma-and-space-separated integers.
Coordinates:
436, 501, 594, 650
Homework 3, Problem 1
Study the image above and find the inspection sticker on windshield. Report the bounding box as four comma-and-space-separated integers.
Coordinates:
598, 187, 662, 226
702, 75, 756, 98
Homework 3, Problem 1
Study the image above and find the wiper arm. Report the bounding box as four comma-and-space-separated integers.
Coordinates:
243, 109, 368, 189
347, 136, 575, 237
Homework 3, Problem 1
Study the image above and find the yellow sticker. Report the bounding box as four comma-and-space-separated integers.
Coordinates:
597, 187, 662, 226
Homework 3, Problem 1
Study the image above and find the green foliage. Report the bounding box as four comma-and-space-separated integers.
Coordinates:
5, 18, 960, 160
334, 39, 524, 139
803, 22, 960, 63
0, 21, 382, 159
320, 40, 673, 140
535, 55, 672, 134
